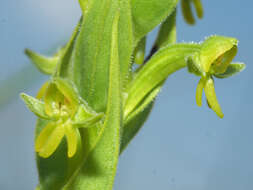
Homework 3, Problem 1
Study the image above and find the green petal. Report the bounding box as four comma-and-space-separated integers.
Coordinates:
181, 0, 195, 25
35, 122, 56, 152
36, 81, 49, 99
20, 93, 50, 119
44, 83, 63, 117
193, 0, 204, 19
200, 35, 238, 73
155, 9, 177, 48
38, 124, 65, 158
214, 62, 246, 79
204, 77, 224, 118
196, 77, 205, 107
53, 78, 79, 113
64, 124, 79, 158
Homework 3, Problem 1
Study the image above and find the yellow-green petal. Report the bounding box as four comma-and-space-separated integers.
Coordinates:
53, 78, 79, 113
36, 81, 49, 99
200, 36, 238, 73
193, 0, 204, 19
196, 77, 205, 107
35, 122, 56, 152
64, 124, 79, 158
38, 124, 65, 158
204, 77, 224, 118
44, 83, 63, 117
181, 0, 195, 25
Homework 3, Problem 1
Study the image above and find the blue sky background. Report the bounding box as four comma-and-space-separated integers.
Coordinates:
0, 0, 252, 189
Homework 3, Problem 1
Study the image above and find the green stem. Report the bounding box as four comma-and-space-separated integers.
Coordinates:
124, 44, 200, 118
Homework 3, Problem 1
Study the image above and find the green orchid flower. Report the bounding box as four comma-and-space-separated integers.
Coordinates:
188, 36, 245, 118
21, 78, 104, 158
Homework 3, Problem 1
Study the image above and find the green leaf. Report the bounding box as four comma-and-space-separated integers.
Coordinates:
64, 10, 122, 190
121, 10, 178, 152
118, 0, 134, 86
131, 0, 178, 42
121, 86, 161, 152
56, 18, 82, 78
214, 62, 246, 79
124, 85, 160, 123
25, 49, 59, 75
72, 0, 120, 112
124, 43, 201, 117
155, 8, 177, 48
20, 93, 50, 119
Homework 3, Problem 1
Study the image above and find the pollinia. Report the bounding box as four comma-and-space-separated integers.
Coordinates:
21, 0, 245, 189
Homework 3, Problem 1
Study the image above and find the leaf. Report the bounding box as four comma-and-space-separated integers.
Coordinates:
155, 9, 177, 49
124, 43, 201, 117
25, 49, 59, 75
64, 9, 122, 190
121, 16, 177, 152
214, 62, 246, 79
20, 93, 50, 119
121, 85, 161, 152
118, 0, 134, 86
72, 0, 120, 112
56, 18, 82, 78
131, 0, 178, 42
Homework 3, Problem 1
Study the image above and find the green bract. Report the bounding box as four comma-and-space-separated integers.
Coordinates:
21, 0, 245, 189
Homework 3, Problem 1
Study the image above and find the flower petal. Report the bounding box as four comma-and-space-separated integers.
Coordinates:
38, 124, 65, 158
44, 83, 63, 117
36, 81, 49, 99
204, 77, 224, 118
181, 0, 195, 25
35, 122, 56, 152
64, 124, 79, 158
196, 77, 205, 107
